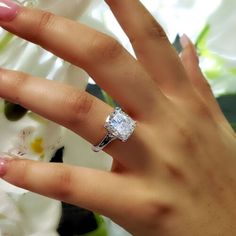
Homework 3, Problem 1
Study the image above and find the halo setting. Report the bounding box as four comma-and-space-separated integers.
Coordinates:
105, 108, 136, 142
92, 108, 136, 152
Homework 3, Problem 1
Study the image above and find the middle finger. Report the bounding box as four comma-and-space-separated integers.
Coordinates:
106, 0, 191, 97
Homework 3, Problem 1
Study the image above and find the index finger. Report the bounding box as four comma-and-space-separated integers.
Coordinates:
0, 2, 161, 116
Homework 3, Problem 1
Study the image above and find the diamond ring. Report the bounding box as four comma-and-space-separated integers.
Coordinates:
92, 107, 136, 152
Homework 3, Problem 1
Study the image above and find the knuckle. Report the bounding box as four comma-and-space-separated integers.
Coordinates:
147, 19, 167, 40
164, 162, 186, 181
88, 34, 123, 61
130, 18, 167, 45
195, 102, 213, 120
192, 79, 203, 90
12, 161, 31, 189
150, 201, 173, 220
33, 12, 55, 41
53, 166, 72, 199
176, 126, 198, 153
141, 199, 174, 229
0, 71, 29, 103
12, 74, 29, 103
66, 91, 94, 124
192, 76, 210, 91
13, 73, 29, 89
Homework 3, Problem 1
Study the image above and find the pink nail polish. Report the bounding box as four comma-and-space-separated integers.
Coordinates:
0, 158, 8, 176
0, 0, 20, 21
181, 33, 199, 63
180, 34, 191, 49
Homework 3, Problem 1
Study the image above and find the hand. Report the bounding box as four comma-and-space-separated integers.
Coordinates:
0, 1, 236, 235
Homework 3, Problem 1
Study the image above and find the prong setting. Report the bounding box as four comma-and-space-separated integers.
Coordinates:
105, 108, 136, 142
93, 108, 136, 152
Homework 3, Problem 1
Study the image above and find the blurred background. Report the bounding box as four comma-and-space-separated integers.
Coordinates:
0, 0, 235, 236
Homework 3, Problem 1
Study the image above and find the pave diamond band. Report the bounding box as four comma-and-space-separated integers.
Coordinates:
92, 108, 136, 152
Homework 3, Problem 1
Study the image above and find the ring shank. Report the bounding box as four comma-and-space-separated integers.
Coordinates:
92, 133, 116, 152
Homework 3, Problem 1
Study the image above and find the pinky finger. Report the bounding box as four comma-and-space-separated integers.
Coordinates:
180, 34, 232, 128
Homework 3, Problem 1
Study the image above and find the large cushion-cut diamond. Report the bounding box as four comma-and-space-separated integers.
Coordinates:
105, 108, 136, 142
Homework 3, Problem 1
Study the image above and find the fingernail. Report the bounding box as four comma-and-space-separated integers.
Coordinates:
180, 34, 199, 62
0, 152, 16, 176
180, 34, 191, 49
0, 0, 20, 21
0, 158, 9, 176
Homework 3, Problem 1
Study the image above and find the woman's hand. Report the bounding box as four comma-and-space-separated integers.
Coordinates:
0, 0, 236, 235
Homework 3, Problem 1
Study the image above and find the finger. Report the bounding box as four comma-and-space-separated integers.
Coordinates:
0, 68, 112, 144
180, 34, 231, 126
0, 69, 150, 167
105, 0, 191, 96
0, 3, 161, 116
0, 158, 128, 219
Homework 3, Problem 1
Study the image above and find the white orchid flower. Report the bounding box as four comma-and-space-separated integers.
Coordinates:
0, 1, 235, 236
0, 1, 111, 236
199, 0, 236, 96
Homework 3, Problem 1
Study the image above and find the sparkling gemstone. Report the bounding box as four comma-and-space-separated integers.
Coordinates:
105, 108, 136, 141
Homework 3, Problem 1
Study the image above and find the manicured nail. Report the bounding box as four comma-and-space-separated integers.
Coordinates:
180, 34, 191, 49
0, 0, 20, 21
180, 34, 199, 62
0, 151, 16, 176
0, 158, 9, 176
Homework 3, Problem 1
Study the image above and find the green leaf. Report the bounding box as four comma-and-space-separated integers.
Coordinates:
217, 94, 236, 131
0, 32, 14, 51
195, 24, 210, 49
231, 123, 236, 131
101, 90, 116, 108
205, 69, 222, 80
81, 215, 108, 236
230, 68, 236, 76
4, 101, 28, 121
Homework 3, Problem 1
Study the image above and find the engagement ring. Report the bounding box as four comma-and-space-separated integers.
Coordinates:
92, 108, 136, 152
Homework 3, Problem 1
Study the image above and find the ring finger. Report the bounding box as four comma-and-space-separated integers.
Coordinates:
0, 69, 147, 167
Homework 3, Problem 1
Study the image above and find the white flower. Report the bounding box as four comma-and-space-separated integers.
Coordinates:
203, 0, 236, 95
1, 1, 234, 235
0, 1, 108, 236
0, 189, 61, 236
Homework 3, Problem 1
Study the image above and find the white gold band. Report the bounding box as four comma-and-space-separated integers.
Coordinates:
92, 107, 136, 152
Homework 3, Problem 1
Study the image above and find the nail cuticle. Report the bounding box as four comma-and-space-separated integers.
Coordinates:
0, 0, 20, 21
0, 158, 8, 176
